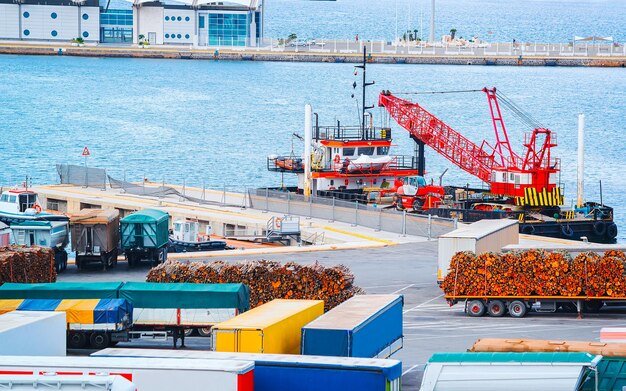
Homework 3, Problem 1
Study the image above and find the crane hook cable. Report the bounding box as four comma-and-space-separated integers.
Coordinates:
392, 89, 484, 95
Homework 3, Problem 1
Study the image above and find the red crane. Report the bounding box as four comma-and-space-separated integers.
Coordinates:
378, 89, 562, 206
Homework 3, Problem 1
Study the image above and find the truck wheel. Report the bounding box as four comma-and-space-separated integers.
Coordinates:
127, 255, 134, 269
89, 332, 111, 350
68, 332, 87, 349
467, 300, 486, 317
508, 300, 528, 318
197, 328, 212, 337
184, 328, 194, 337
62, 252, 68, 271
487, 300, 506, 317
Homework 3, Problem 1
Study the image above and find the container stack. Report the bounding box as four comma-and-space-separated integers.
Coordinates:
0, 246, 56, 284
146, 260, 364, 310
441, 249, 626, 297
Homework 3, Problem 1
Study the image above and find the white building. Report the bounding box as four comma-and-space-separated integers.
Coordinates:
0, 0, 262, 46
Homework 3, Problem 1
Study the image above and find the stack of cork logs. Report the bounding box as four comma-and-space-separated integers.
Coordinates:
147, 260, 364, 310
0, 246, 56, 284
441, 249, 626, 298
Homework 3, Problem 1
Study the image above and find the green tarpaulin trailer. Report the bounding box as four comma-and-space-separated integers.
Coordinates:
0, 282, 123, 299
119, 282, 250, 312
120, 209, 169, 267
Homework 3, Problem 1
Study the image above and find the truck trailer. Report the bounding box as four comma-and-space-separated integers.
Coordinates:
0, 356, 254, 391
93, 348, 403, 391
301, 294, 403, 358
0, 298, 133, 349
70, 209, 120, 270
120, 209, 169, 267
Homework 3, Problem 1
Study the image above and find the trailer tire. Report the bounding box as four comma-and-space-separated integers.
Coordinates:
89, 332, 110, 350
508, 300, 527, 318
607, 223, 618, 240
560, 224, 574, 239
197, 327, 212, 337
487, 300, 506, 317
593, 221, 606, 237
467, 300, 486, 317
68, 332, 87, 349
184, 328, 194, 337
521, 224, 535, 235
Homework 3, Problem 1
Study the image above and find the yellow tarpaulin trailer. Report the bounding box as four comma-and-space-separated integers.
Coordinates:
212, 299, 324, 354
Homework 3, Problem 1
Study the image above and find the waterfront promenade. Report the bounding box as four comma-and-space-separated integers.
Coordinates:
1, 39, 624, 66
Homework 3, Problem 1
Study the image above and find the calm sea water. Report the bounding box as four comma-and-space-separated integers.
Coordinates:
0, 55, 624, 240
263, 0, 626, 43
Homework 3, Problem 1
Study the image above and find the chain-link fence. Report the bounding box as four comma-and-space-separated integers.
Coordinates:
249, 188, 457, 238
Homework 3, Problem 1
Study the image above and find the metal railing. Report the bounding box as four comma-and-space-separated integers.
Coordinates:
249, 188, 457, 239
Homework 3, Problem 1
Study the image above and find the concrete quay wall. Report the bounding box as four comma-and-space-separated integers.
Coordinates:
0, 43, 624, 67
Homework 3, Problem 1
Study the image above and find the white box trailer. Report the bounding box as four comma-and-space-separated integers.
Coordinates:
437, 220, 519, 282
0, 311, 66, 356
0, 356, 254, 391
0, 374, 135, 390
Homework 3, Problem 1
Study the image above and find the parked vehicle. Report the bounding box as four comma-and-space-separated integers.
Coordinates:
301, 294, 403, 358
120, 209, 169, 267
70, 209, 120, 270
212, 299, 324, 354
0, 282, 250, 348
10, 220, 69, 273
0, 356, 254, 391
93, 348, 403, 391
168, 220, 229, 253
0, 374, 135, 390
420, 352, 601, 391
0, 298, 133, 349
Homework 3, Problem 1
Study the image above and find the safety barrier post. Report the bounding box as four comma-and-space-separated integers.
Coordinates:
222, 183, 226, 206
376, 208, 382, 232
352, 201, 358, 226
330, 197, 335, 222
307, 196, 312, 219
287, 191, 291, 215
263, 187, 269, 213
402, 210, 406, 237
102, 169, 107, 191
428, 214, 432, 240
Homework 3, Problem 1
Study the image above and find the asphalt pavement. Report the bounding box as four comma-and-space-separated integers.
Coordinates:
59, 241, 626, 390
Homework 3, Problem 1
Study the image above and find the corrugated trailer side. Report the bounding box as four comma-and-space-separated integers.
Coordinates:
0, 282, 122, 299
93, 348, 403, 391
301, 294, 403, 358
213, 299, 324, 354
0, 356, 254, 391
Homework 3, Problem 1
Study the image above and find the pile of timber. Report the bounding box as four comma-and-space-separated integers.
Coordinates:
0, 246, 56, 284
441, 249, 626, 297
146, 260, 364, 310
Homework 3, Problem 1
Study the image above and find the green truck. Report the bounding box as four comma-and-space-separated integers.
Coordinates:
120, 209, 169, 267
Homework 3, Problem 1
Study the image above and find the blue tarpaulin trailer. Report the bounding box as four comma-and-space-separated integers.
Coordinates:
300, 294, 403, 358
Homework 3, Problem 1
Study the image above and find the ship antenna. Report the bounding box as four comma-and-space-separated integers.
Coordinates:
355, 46, 375, 138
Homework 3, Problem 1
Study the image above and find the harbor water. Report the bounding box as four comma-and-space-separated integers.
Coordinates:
263, 0, 626, 43
0, 55, 624, 241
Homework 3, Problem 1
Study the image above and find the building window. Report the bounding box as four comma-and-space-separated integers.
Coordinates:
185, 16, 190, 21
23, 29, 30, 36
177, 16, 181, 21
51, 30, 58, 37
82, 13, 89, 20
177, 34, 181, 38
23, 11, 29, 18
185, 34, 190, 39
83, 31, 89, 38
208, 13, 249, 46
199, 16, 205, 28
165, 16, 169, 21
51, 12, 57, 19
165, 33, 169, 38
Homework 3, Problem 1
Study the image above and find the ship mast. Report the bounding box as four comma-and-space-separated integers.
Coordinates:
355, 46, 375, 138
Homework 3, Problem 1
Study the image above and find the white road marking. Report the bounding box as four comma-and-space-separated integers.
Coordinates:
403, 294, 445, 314
392, 284, 415, 294
402, 364, 423, 376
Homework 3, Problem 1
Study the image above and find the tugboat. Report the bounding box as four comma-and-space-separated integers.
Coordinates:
168, 220, 230, 253
266, 47, 618, 243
